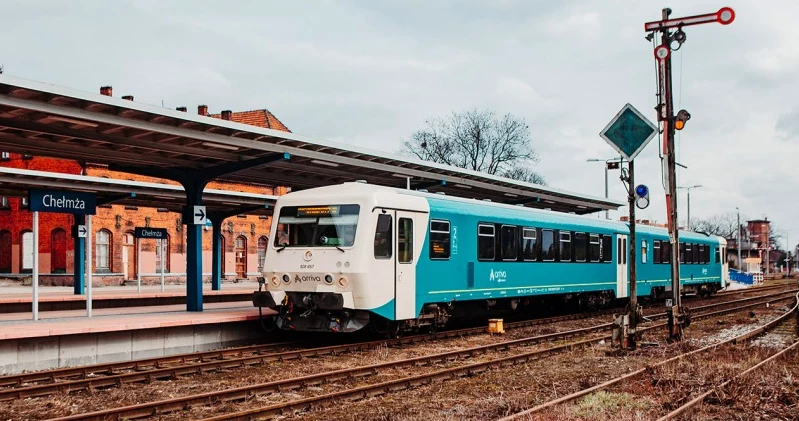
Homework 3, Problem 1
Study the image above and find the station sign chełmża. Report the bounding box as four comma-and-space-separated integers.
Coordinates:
599, 103, 658, 161
134, 227, 168, 239
28, 189, 97, 215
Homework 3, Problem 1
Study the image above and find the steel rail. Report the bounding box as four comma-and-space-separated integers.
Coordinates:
1, 308, 610, 401
497, 292, 799, 421
200, 293, 798, 421
48, 291, 796, 421
2, 281, 787, 390
0, 341, 295, 388
3, 286, 792, 403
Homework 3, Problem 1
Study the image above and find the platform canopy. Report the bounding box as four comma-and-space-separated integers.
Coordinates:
0, 75, 622, 215
0, 167, 275, 216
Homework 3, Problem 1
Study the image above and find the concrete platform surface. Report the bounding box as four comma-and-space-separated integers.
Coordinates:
0, 305, 276, 374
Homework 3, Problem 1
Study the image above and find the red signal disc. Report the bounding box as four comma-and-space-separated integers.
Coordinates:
717, 7, 735, 25
654, 45, 670, 61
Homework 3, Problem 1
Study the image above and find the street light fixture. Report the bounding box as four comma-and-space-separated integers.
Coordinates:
677, 184, 702, 230
586, 157, 625, 220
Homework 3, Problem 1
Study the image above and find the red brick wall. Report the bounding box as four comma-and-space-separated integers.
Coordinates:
0, 158, 281, 280
0, 155, 82, 274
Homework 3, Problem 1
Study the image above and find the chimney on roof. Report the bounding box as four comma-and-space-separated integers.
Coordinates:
121, 95, 133, 101
100, 86, 112, 96
221, 110, 232, 120
176, 106, 187, 112
198, 105, 208, 116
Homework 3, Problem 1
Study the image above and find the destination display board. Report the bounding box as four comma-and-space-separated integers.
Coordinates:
296, 205, 341, 217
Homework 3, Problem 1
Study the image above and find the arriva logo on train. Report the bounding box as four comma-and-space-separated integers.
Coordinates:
489, 269, 507, 283
294, 275, 322, 283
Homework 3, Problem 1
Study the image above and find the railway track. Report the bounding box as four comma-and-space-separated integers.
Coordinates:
44, 289, 797, 421
498, 291, 799, 421
2, 286, 792, 403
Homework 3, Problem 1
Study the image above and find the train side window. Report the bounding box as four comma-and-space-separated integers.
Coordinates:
429, 220, 451, 260
662, 241, 671, 263
501, 225, 518, 261
601, 235, 612, 262
398, 218, 413, 264
574, 232, 587, 262
478, 224, 495, 261
653, 240, 661, 264
705, 245, 711, 264
522, 228, 537, 261
541, 229, 555, 261
641, 240, 648, 264
560, 232, 572, 262
680, 243, 686, 264
617, 238, 621, 264
373, 214, 392, 259
694, 244, 701, 264
589, 234, 600, 262
715, 247, 720, 263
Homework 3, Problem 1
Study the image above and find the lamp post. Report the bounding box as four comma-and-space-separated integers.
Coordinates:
677, 185, 702, 230
736, 207, 742, 271
587, 157, 624, 220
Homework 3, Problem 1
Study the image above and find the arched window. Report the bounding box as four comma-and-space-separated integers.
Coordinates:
96, 229, 112, 272
0, 230, 11, 273
155, 234, 170, 273
257, 236, 268, 271
50, 228, 67, 273
235, 235, 247, 278
21, 230, 33, 273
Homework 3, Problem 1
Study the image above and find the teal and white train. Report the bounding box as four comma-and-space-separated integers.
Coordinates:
253, 182, 728, 333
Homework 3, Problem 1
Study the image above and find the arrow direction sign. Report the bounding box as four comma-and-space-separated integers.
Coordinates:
193, 205, 207, 225
77, 225, 87, 238
600, 103, 658, 162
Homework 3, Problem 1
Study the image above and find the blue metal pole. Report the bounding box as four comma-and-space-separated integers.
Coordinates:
186, 222, 203, 311
211, 219, 222, 291
73, 215, 85, 295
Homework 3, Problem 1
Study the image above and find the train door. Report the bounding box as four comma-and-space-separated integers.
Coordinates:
720, 243, 728, 288
394, 211, 417, 320
616, 235, 628, 298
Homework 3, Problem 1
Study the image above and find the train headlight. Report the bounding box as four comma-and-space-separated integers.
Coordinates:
271, 276, 280, 287
324, 274, 334, 284
282, 274, 291, 284
337, 276, 349, 288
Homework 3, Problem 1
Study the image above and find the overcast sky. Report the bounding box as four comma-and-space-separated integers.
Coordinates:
3, 0, 798, 252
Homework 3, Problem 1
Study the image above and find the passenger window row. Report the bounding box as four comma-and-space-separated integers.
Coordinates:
652, 240, 712, 264
477, 223, 612, 263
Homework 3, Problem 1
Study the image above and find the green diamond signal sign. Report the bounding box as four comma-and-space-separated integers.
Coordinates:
599, 103, 658, 161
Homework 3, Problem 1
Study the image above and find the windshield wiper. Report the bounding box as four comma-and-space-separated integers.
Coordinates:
335, 245, 345, 253
275, 245, 287, 253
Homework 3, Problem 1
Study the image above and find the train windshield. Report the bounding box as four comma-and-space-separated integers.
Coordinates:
274, 204, 360, 247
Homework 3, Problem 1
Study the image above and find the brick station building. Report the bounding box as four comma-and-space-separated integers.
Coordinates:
0, 87, 289, 285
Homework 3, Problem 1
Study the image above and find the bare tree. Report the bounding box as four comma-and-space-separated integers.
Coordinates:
690, 212, 741, 239
402, 109, 545, 185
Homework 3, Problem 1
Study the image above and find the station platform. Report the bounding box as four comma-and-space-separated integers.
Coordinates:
0, 289, 275, 374
0, 282, 258, 313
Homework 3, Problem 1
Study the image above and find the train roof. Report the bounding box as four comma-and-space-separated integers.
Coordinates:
280, 182, 724, 243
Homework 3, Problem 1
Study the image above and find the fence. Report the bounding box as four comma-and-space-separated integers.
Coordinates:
729, 269, 760, 285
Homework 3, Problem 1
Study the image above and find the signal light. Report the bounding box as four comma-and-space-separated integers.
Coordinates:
674, 109, 691, 130
635, 184, 650, 209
